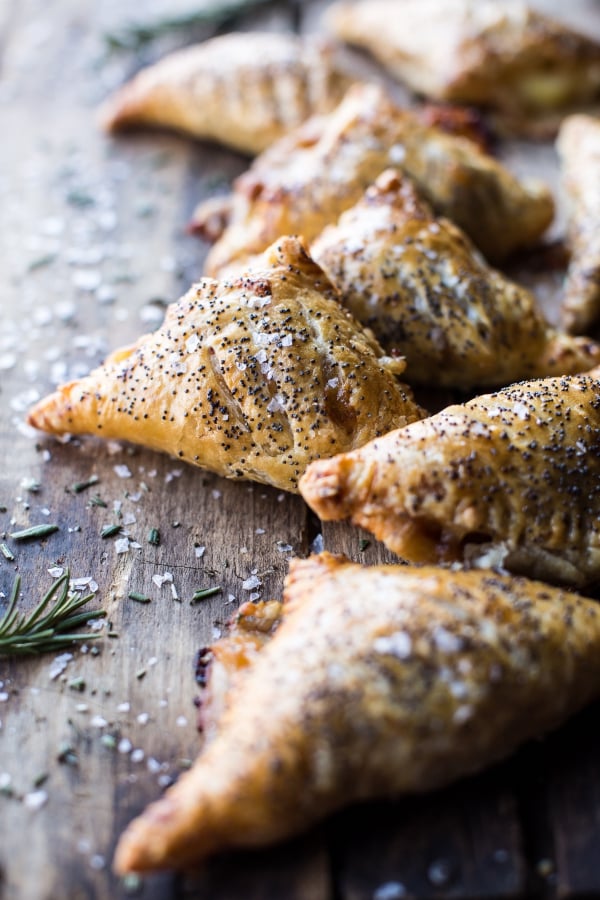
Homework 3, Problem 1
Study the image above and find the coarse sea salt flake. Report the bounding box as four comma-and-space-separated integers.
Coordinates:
49, 653, 73, 681
24, 790, 48, 811
374, 882, 406, 900
373, 632, 412, 659
153, 572, 173, 588
113, 464, 132, 479
186, 333, 200, 353
242, 575, 262, 591
90, 715, 108, 728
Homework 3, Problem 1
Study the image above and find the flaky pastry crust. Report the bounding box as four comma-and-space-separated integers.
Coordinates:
557, 115, 600, 334
300, 374, 600, 587
328, 0, 600, 138
312, 170, 600, 389
100, 32, 351, 155
194, 83, 553, 274
27, 238, 422, 493
114, 552, 600, 873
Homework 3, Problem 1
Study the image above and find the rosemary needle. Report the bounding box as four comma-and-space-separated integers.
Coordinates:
104, 0, 278, 52
0, 571, 106, 656
191, 586, 222, 603
9, 524, 59, 542
70, 475, 100, 494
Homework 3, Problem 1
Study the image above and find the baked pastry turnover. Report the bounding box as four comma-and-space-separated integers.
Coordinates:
100, 32, 351, 155
300, 373, 600, 588
557, 115, 600, 335
311, 169, 600, 389
27, 238, 422, 492
114, 552, 600, 873
327, 0, 600, 137
194, 83, 553, 275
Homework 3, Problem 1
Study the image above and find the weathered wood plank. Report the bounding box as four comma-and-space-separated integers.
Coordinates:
181, 832, 332, 900
331, 770, 526, 900
532, 702, 600, 898
0, 4, 311, 900
3, 0, 600, 898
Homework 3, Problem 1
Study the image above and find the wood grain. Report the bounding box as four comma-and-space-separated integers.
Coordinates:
2, 0, 600, 898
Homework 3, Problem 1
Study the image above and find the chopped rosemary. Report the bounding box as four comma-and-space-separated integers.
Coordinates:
0, 572, 105, 656
359, 539, 371, 552
9, 524, 59, 542
22, 479, 41, 494
101, 524, 121, 539
191, 586, 222, 603
88, 494, 108, 508
104, 0, 278, 52
100, 734, 117, 750
70, 475, 99, 494
68, 677, 86, 692
128, 592, 151, 604
27, 253, 57, 272
66, 188, 95, 208
136, 668, 146, 680
147, 528, 160, 546
57, 743, 78, 766
122, 873, 143, 894
0, 543, 15, 561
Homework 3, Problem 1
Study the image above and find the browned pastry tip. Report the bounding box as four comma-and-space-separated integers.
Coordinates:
115, 552, 600, 873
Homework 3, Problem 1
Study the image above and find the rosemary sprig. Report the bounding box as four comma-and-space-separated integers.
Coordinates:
0, 572, 106, 656
104, 0, 278, 52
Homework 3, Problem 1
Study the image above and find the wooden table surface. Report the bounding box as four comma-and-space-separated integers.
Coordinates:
2, 1, 600, 898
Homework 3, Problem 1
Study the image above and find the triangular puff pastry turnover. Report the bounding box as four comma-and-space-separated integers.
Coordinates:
557, 115, 600, 335
194, 83, 553, 275
300, 373, 600, 588
27, 238, 423, 493
100, 32, 352, 155
327, 0, 600, 137
311, 169, 600, 389
114, 552, 600, 873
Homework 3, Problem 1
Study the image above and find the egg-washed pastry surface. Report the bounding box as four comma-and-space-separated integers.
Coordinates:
194, 83, 553, 275
114, 552, 600, 873
327, 0, 600, 138
27, 238, 422, 493
301, 373, 600, 588
311, 169, 600, 389
557, 115, 600, 335
100, 32, 352, 155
